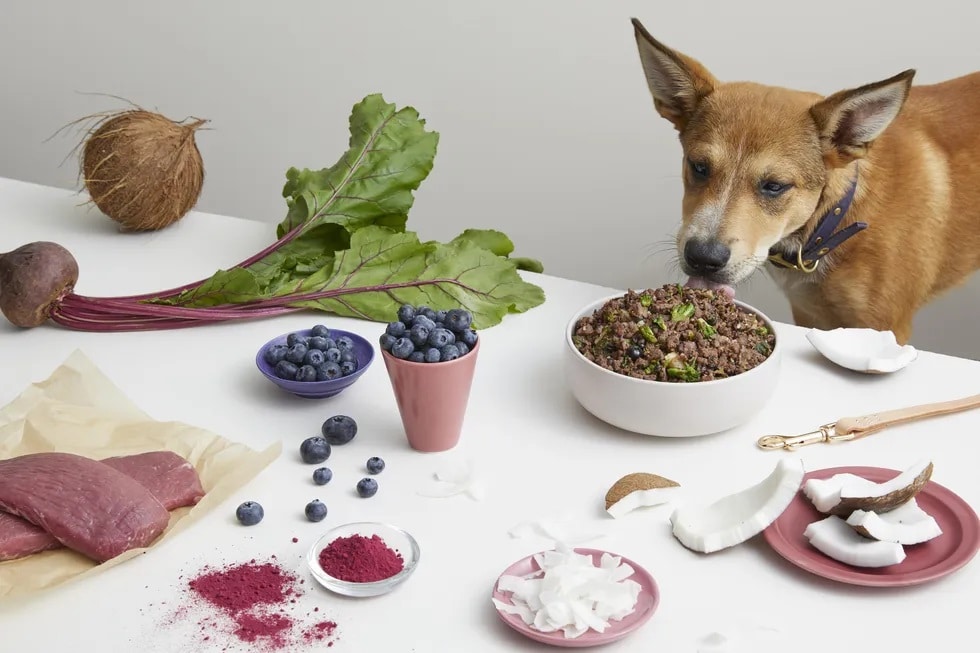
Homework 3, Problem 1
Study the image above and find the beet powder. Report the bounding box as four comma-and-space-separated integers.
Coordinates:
318, 534, 405, 582
189, 561, 294, 612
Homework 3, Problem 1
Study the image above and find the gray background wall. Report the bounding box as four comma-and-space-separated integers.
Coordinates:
2, 0, 977, 358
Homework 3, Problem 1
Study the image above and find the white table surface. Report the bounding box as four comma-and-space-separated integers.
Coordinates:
0, 176, 978, 653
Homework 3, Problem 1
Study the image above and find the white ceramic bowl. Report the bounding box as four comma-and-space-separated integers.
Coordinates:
564, 293, 782, 437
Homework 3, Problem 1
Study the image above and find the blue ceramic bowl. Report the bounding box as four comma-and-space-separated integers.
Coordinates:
255, 328, 375, 399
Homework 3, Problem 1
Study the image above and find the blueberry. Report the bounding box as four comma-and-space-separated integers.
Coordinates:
336, 336, 355, 351
439, 344, 461, 361
340, 360, 358, 376
445, 309, 473, 332
304, 349, 326, 366
264, 344, 289, 366
311, 325, 331, 338
321, 415, 358, 445
366, 456, 385, 474
235, 501, 264, 526
305, 499, 327, 522
409, 351, 425, 363
324, 347, 342, 363
296, 364, 317, 382
300, 436, 331, 464
356, 478, 378, 498
287, 333, 308, 347
391, 337, 415, 359
285, 343, 309, 364
386, 321, 407, 337
322, 338, 337, 350
413, 315, 436, 332
459, 328, 478, 348
274, 360, 299, 380
397, 304, 416, 324
415, 305, 431, 318
434, 309, 447, 323
308, 336, 330, 351
456, 342, 469, 356
627, 346, 643, 360
427, 327, 455, 348
315, 362, 342, 381
379, 334, 397, 351
424, 348, 441, 363
421, 307, 438, 321
408, 324, 430, 347
339, 349, 357, 364
312, 467, 333, 485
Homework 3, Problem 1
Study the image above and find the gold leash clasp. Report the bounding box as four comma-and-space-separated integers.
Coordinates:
766, 245, 820, 273
756, 422, 854, 451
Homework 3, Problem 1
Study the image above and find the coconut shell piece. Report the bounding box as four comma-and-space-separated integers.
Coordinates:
605, 472, 680, 518
830, 461, 933, 517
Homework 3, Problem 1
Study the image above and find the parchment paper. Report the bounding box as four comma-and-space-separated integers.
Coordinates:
0, 350, 281, 601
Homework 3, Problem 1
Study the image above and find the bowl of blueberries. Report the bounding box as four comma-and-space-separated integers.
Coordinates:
256, 323, 375, 399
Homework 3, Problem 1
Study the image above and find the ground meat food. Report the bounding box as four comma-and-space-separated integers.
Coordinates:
572, 285, 776, 383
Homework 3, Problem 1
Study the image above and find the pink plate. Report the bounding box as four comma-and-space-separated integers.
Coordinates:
763, 466, 980, 587
491, 547, 659, 648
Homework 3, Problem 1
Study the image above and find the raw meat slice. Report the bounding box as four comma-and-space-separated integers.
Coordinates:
0, 511, 61, 561
0, 450, 205, 561
0, 452, 170, 563
101, 451, 206, 510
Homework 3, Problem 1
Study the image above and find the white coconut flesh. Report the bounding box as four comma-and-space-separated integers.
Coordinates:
804, 515, 906, 567
607, 486, 681, 518
845, 498, 943, 545
803, 459, 933, 516
491, 543, 642, 638
669, 458, 805, 554
803, 474, 877, 514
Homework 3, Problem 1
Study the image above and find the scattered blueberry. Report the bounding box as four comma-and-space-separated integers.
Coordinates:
304, 349, 326, 366
287, 333, 309, 347
286, 343, 309, 364
275, 360, 299, 380
236, 501, 264, 526
295, 364, 318, 382
459, 328, 478, 348
321, 415, 358, 445
308, 336, 330, 351
391, 337, 415, 359
324, 347, 342, 363
456, 342, 469, 356
356, 478, 379, 498
427, 328, 455, 348
439, 344, 460, 361
336, 336, 355, 351
446, 309, 473, 331
397, 304, 416, 324
300, 436, 331, 464
264, 344, 289, 366
424, 348, 440, 363
409, 351, 425, 363
316, 362, 342, 381
366, 457, 385, 474
340, 360, 358, 375
305, 499, 327, 522
311, 325, 331, 338
312, 467, 333, 485
386, 321, 407, 337
379, 334, 397, 351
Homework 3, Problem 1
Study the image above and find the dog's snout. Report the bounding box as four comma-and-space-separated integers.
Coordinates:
683, 239, 731, 274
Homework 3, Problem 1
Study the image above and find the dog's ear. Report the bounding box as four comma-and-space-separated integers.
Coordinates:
810, 69, 916, 164
631, 18, 717, 131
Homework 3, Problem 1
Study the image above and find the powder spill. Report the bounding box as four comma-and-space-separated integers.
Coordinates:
318, 534, 404, 582
153, 558, 340, 651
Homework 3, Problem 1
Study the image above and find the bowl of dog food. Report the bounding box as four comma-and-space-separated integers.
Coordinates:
256, 324, 375, 399
564, 284, 782, 437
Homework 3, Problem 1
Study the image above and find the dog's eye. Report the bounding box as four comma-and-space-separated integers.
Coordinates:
688, 159, 709, 179
760, 180, 790, 197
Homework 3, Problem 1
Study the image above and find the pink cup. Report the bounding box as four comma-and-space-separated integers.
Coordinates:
381, 339, 480, 452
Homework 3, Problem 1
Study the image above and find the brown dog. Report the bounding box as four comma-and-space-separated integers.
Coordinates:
631, 17, 980, 345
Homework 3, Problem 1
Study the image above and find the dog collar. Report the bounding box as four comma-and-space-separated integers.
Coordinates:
767, 173, 866, 273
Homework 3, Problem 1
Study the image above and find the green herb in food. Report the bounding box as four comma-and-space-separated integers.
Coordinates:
640, 293, 652, 307
671, 303, 695, 322
697, 318, 717, 338
638, 324, 657, 343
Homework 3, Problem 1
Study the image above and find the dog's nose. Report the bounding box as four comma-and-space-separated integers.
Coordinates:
683, 239, 731, 274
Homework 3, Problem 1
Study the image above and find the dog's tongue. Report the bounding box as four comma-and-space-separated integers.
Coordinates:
684, 277, 736, 299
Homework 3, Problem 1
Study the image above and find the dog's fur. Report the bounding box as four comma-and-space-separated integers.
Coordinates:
631, 18, 980, 344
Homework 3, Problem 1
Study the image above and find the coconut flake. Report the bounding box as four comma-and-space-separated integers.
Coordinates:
492, 543, 642, 638
507, 519, 607, 547
804, 515, 906, 567
417, 457, 485, 501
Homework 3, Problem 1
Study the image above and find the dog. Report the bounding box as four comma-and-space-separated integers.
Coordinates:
631, 17, 980, 345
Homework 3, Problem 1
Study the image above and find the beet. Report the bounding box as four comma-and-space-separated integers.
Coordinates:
0, 242, 79, 327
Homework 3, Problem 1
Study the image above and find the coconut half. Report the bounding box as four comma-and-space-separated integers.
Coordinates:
802, 460, 933, 516
804, 515, 906, 567
670, 458, 805, 554
845, 498, 943, 545
605, 472, 681, 518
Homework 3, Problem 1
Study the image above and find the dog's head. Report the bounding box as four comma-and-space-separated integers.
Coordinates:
632, 18, 915, 287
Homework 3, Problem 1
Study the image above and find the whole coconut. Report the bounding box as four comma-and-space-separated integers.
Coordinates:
81, 109, 206, 231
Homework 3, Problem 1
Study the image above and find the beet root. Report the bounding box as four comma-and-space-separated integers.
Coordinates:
0, 242, 79, 327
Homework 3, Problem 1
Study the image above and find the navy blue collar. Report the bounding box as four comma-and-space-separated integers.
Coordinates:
768, 172, 866, 273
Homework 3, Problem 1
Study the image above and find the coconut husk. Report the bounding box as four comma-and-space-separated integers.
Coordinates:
77, 108, 207, 232
830, 462, 933, 516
